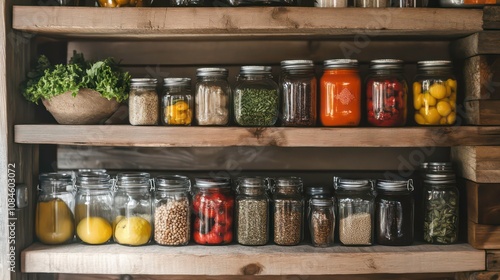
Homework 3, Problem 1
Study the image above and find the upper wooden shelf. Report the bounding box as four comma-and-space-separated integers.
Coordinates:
12, 6, 484, 39
14, 125, 500, 148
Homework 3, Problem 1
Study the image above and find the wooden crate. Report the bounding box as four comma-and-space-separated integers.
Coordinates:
468, 220, 500, 249
464, 55, 500, 101
452, 146, 500, 183
466, 100, 500, 125
467, 181, 500, 225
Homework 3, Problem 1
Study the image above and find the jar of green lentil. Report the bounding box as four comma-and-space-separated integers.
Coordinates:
233, 66, 279, 126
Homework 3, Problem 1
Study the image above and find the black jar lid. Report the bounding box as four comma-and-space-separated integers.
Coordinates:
377, 179, 413, 192
195, 177, 231, 188
281, 60, 314, 70
196, 68, 228, 78
131, 78, 158, 87
155, 175, 191, 191
417, 60, 452, 70
310, 198, 333, 207
369, 59, 404, 70
163, 77, 191, 87
324, 59, 358, 69
240, 66, 272, 75
305, 186, 332, 197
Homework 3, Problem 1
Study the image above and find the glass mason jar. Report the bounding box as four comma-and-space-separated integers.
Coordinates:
113, 173, 153, 246
423, 173, 459, 244
192, 178, 234, 245
304, 186, 333, 241
320, 59, 361, 127
235, 177, 269, 246
280, 60, 317, 126
309, 198, 335, 247
413, 61, 457, 126
35, 172, 75, 245
167, 0, 204, 6
234, 66, 280, 127
376, 179, 414, 246
97, 0, 152, 7
272, 177, 304, 246
366, 59, 408, 127
394, 0, 428, 6
356, 0, 390, 7
162, 78, 193, 126
74, 172, 113, 245
195, 68, 230, 126
315, 0, 347, 7
154, 175, 191, 246
129, 78, 159, 126
335, 177, 374, 246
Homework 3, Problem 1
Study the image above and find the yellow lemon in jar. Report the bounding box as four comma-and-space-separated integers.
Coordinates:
112, 215, 125, 229
114, 216, 151, 246
415, 113, 426, 125
175, 101, 189, 111
413, 82, 422, 95
423, 93, 437, 106
414, 94, 424, 110
424, 107, 441, 125
447, 112, 457, 125
440, 117, 448, 125
35, 199, 75, 245
77, 217, 112, 245
450, 100, 456, 110
429, 83, 447, 100
437, 101, 452, 117
447, 79, 457, 91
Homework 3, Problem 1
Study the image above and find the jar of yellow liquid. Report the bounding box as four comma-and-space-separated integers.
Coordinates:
35, 173, 75, 245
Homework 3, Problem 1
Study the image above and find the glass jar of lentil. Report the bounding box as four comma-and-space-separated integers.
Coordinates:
235, 177, 269, 246
376, 179, 414, 246
154, 175, 191, 246
162, 78, 193, 126
195, 68, 230, 126
129, 78, 159, 126
308, 198, 335, 247
234, 66, 279, 127
272, 177, 304, 246
280, 60, 317, 126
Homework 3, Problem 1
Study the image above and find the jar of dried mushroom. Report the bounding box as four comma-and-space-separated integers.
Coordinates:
308, 198, 335, 247
195, 68, 230, 126
335, 177, 374, 246
423, 173, 459, 244
162, 78, 193, 126
235, 177, 269, 246
129, 78, 159, 126
272, 177, 304, 246
153, 175, 191, 246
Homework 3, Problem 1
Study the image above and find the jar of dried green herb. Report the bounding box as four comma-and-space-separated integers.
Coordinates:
272, 177, 304, 246
234, 66, 279, 127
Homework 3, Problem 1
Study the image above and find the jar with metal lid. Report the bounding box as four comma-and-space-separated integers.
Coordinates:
394, 0, 428, 6
166, 0, 204, 6
320, 59, 361, 127
334, 177, 375, 246
195, 68, 230, 126
129, 78, 159, 126
154, 175, 191, 246
423, 173, 459, 244
75, 172, 113, 245
35, 172, 75, 245
234, 66, 279, 127
315, 0, 347, 7
304, 186, 333, 241
440, 0, 497, 7
413, 61, 457, 126
308, 198, 335, 247
162, 78, 193, 126
113, 172, 153, 246
280, 60, 317, 126
272, 177, 304, 246
192, 177, 234, 245
356, 0, 390, 7
366, 59, 408, 127
97, 0, 152, 7
235, 177, 269, 246
376, 179, 414, 246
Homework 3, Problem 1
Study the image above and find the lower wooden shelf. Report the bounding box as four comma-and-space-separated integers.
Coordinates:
21, 243, 485, 275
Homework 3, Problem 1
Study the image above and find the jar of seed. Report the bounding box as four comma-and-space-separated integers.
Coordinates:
195, 68, 231, 126
154, 175, 191, 246
129, 78, 159, 126
272, 177, 304, 246
335, 177, 375, 246
309, 198, 335, 247
162, 78, 193, 126
235, 177, 269, 246
304, 186, 333, 242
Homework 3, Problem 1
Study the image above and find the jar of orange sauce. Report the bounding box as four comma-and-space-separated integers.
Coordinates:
320, 59, 361, 126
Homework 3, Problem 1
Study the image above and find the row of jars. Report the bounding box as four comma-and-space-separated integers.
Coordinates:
129, 59, 456, 127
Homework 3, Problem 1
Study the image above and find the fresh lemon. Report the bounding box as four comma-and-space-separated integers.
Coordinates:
429, 83, 447, 100
446, 79, 457, 92
415, 113, 426, 125
77, 217, 112, 245
436, 101, 452, 117
447, 112, 456, 125
413, 82, 422, 95
423, 93, 437, 106
113, 215, 125, 229
414, 93, 423, 110
424, 107, 441, 125
114, 216, 151, 246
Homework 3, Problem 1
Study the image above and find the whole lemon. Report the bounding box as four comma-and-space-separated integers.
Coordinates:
429, 83, 447, 100
77, 217, 112, 245
424, 107, 441, 125
436, 101, 452, 117
114, 216, 151, 246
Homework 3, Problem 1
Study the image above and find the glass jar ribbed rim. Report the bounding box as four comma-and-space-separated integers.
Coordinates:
336, 178, 372, 190
377, 179, 412, 192
163, 77, 191, 87
324, 59, 358, 69
76, 172, 112, 189
237, 176, 267, 188
281, 60, 314, 70
310, 198, 333, 207
116, 172, 151, 188
239, 65, 272, 75
305, 186, 332, 197
194, 177, 231, 188
424, 173, 456, 184
196, 68, 229, 78
155, 175, 191, 191
417, 60, 452, 70
369, 59, 404, 70
131, 78, 158, 87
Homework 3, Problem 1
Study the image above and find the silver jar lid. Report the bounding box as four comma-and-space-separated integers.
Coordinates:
310, 198, 333, 207
377, 179, 413, 192
240, 66, 272, 75
424, 173, 456, 184
275, 176, 303, 187
155, 175, 191, 191
281, 60, 314, 70
131, 78, 158, 86
196, 68, 228, 78
417, 60, 452, 70
163, 77, 191, 87
195, 177, 231, 188
370, 59, 404, 70
305, 186, 332, 197
335, 177, 372, 190
237, 176, 266, 188
324, 59, 358, 69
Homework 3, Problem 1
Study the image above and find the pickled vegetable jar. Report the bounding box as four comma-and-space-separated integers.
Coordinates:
320, 59, 361, 126
192, 178, 234, 245
36, 173, 75, 245
272, 177, 304, 246
75, 172, 113, 245
113, 173, 153, 246
162, 78, 193, 126
195, 68, 230, 126
366, 59, 408, 127
413, 61, 457, 126
129, 78, 159, 126
97, 0, 152, 7
308, 198, 335, 247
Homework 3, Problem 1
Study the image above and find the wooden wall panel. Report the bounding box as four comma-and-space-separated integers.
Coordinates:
464, 55, 500, 101
452, 146, 500, 183
467, 180, 500, 225
465, 100, 500, 125
468, 220, 500, 250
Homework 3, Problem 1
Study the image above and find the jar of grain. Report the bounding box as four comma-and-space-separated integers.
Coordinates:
35, 172, 75, 245
153, 175, 191, 246
304, 186, 333, 242
235, 177, 269, 246
162, 78, 193, 126
308, 198, 335, 247
335, 177, 375, 246
129, 78, 159, 126
272, 177, 304, 246
195, 68, 230, 126
75, 172, 113, 245
113, 173, 153, 246
355, 0, 390, 7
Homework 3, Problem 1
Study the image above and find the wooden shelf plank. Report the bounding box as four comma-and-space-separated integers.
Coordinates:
12, 6, 483, 39
13, 125, 500, 148
21, 243, 485, 275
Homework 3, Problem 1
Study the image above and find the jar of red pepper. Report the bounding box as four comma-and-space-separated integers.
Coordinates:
192, 177, 234, 245
366, 59, 408, 127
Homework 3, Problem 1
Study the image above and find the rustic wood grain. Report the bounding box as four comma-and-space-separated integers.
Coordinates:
484, 6, 500, 30
466, 180, 500, 225
468, 220, 500, 250
464, 55, 500, 100
487, 250, 500, 271
465, 100, 500, 125
452, 146, 500, 183
453, 32, 500, 59
456, 272, 500, 280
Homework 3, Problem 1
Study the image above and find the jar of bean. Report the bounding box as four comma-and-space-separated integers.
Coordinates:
308, 198, 335, 247
154, 175, 191, 246
272, 177, 304, 246
195, 68, 230, 126
129, 78, 159, 126
235, 177, 269, 246
162, 78, 193, 126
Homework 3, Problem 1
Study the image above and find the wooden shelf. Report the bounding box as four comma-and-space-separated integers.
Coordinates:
21, 243, 485, 275
12, 6, 483, 39
13, 125, 500, 148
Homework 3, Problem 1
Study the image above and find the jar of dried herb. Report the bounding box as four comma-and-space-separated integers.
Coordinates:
129, 78, 159, 126
272, 177, 304, 246
195, 68, 230, 126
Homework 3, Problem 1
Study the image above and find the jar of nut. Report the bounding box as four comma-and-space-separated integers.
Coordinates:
153, 175, 191, 246
129, 78, 159, 126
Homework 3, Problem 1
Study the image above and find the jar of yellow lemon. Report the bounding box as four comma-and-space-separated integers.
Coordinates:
162, 78, 193, 126
413, 61, 457, 126
75, 172, 114, 245
35, 173, 75, 245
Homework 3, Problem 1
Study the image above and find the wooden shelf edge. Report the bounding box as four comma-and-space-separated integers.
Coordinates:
21, 243, 485, 275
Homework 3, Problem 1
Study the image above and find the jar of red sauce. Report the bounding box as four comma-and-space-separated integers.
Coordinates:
320, 59, 361, 126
